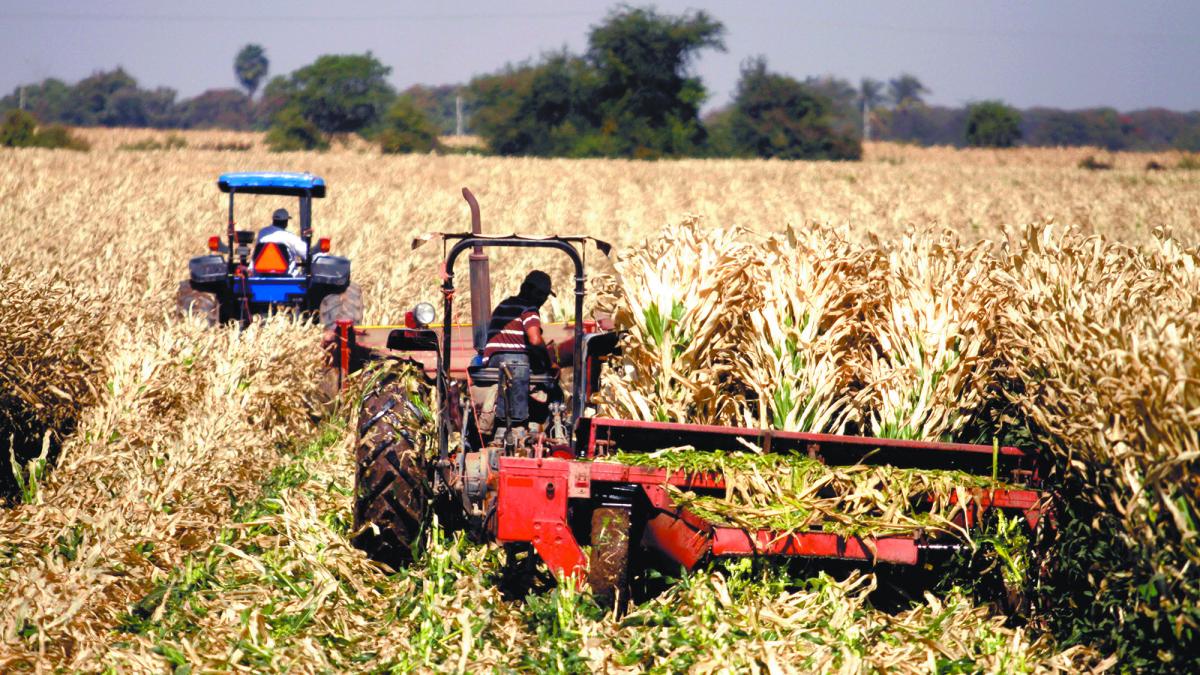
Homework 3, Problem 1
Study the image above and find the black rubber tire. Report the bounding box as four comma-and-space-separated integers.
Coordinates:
588, 506, 632, 610
175, 280, 219, 326
319, 282, 363, 329
351, 378, 431, 569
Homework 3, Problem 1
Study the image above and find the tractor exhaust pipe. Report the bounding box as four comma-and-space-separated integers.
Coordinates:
463, 187, 491, 352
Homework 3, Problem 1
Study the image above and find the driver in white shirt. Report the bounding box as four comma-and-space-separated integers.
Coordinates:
256, 208, 308, 275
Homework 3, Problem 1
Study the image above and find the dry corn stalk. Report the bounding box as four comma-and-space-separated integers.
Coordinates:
598, 218, 758, 425
0, 264, 109, 502
997, 224, 1200, 641
732, 225, 879, 433
850, 232, 1002, 441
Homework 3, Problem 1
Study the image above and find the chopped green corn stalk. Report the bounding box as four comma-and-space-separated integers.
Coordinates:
613, 449, 1015, 540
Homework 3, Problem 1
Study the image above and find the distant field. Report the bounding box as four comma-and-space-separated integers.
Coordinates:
7, 133, 1198, 325
1, 133, 1195, 671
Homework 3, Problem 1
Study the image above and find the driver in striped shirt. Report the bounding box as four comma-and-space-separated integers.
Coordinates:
483, 270, 559, 426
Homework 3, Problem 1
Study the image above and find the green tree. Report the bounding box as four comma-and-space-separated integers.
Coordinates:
0, 79, 73, 123
726, 57, 861, 161
102, 86, 177, 127
176, 89, 253, 129
468, 53, 600, 156
964, 100, 1022, 147
265, 106, 329, 152
288, 53, 395, 134
586, 5, 725, 157
255, 75, 295, 129
888, 73, 929, 107
403, 84, 463, 135
467, 6, 724, 158
234, 44, 269, 98
64, 68, 138, 125
875, 104, 966, 146
377, 96, 441, 153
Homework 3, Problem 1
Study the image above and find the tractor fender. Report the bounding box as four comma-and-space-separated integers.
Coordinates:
311, 255, 351, 287
188, 255, 226, 284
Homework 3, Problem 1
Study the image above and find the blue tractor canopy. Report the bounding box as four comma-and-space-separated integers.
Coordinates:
218, 172, 327, 198
217, 171, 326, 246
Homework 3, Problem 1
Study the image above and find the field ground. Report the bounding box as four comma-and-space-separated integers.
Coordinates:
1, 134, 1196, 671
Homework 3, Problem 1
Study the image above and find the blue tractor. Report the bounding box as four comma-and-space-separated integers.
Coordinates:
176, 172, 362, 327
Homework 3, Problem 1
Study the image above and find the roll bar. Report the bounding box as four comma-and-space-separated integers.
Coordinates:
224, 189, 316, 275
437, 237, 588, 464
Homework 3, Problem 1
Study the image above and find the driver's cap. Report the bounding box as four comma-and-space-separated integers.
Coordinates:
524, 270, 555, 297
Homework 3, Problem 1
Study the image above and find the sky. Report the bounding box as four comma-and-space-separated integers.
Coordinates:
1, 0, 1197, 112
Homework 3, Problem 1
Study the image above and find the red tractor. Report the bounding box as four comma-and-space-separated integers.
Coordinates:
333, 190, 1048, 606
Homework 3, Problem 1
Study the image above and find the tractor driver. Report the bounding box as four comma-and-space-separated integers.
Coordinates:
256, 208, 308, 275
483, 270, 560, 427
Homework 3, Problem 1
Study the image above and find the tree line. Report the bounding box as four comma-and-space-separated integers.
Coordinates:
3, 6, 1199, 157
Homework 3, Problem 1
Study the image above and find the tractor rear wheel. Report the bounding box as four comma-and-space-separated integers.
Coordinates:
588, 506, 632, 610
352, 377, 431, 568
319, 283, 363, 328
175, 281, 219, 326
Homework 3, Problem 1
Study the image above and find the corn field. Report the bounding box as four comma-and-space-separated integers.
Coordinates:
1, 132, 1197, 671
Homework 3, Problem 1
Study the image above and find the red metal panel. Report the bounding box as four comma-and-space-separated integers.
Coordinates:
530, 519, 587, 581
495, 457, 589, 583
710, 529, 920, 565
496, 460, 570, 542
644, 513, 711, 570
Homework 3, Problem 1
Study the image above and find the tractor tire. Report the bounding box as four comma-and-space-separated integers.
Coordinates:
351, 378, 431, 569
319, 283, 363, 329
175, 280, 219, 326
588, 506, 632, 610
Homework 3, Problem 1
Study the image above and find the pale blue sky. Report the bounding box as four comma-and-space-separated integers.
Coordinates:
1, 1, 1196, 111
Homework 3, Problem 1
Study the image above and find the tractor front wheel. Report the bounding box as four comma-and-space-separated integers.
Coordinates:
319, 283, 363, 328
352, 377, 431, 568
175, 281, 219, 326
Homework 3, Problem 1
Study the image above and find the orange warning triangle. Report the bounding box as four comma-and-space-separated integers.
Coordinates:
255, 242, 289, 274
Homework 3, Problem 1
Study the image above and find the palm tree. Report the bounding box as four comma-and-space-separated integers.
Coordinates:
859, 77, 884, 140
887, 74, 929, 107
235, 44, 269, 99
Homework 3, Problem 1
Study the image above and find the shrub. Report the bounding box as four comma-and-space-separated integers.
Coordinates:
1078, 155, 1113, 170
964, 100, 1022, 148
377, 96, 441, 154
118, 134, 187, 151
0, 109, 37, 146
265, 106, 329, 152
0, 110, 89, 150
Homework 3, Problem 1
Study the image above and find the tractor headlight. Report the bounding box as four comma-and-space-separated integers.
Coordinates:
413, 302, 436, 327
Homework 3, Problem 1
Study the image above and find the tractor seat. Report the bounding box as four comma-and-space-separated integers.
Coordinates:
467, 364, 557, 387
